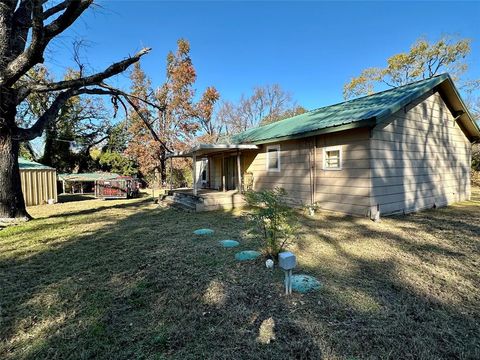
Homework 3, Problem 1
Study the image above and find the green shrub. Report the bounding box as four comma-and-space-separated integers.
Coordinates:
472, 143, 480, 171
244, 187, 299, 258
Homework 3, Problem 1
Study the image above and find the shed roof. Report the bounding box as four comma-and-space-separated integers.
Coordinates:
233, 74, 480, 144
58, 173, 120, 182
19, 157, 55, 170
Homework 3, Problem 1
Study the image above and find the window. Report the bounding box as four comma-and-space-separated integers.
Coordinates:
266, 145, 281, 172
323, 146, 342, 170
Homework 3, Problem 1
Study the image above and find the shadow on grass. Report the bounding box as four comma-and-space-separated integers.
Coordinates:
58, 194, 97, 203
301, 200, 479, 356
0, 203, 322, 359
1, 194, 479, 359
44, 197, 154, 220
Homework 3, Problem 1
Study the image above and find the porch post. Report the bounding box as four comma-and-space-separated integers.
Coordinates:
169, 157, 173, 190
221, 153, 226, 192
207, 156, 211, 189
237, 150, 242, 193
193, 153, 197, 196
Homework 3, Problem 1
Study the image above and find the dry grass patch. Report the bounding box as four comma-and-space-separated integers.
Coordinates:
0, 189, 479, 359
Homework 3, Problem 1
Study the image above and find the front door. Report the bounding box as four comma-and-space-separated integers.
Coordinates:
225, 156, 237, 190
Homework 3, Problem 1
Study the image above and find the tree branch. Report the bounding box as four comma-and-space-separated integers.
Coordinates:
17, 48, 151, 101
2, 0, 92, 87
12, 0, 74, 52
14, 88, 78, 141
10, 0, 34, 60
15, 85, 171, 152
43, 0, 92, 40
43, 0, 75, 20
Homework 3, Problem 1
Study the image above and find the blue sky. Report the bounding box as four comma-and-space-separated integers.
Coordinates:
45, 1, 480, 110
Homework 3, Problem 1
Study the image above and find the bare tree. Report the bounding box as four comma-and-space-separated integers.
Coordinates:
219, 84, 305, 135
0, 1, 157, 221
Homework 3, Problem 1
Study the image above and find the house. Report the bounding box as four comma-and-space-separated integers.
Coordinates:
166, 74, 480, 217
19, 158, 58, 206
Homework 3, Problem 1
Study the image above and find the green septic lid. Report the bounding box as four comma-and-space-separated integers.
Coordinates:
193, 228, 214, 236
235, 250, 261, 261
219, 240, 240, 248
291, 275, 322, 293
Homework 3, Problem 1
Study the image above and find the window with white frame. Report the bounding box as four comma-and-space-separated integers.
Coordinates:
266, 145, 281, 172
323, 146, 342, 170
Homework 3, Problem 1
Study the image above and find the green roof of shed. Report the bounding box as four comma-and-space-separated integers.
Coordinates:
58, 173, 120, 182
19, 158, 55, 170
233, 74, 477, 144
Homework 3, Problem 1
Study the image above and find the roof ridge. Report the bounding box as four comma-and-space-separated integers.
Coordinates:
235, 74, 450, 138
307, 73, 449, 113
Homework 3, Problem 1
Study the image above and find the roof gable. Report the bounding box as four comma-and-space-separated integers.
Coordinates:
18, 158, 55, 170
233, 74, 479, 144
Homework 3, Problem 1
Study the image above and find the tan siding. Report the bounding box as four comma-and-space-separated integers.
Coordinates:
246, 139, 313, 205
244, 128, 373, 215
314, 128, 371, 215
239, 92, 471, 218
371, 92, 471, 215
20, 169, 58, 207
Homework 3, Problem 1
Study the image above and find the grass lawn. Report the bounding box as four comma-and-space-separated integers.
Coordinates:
1, 189, 479, 359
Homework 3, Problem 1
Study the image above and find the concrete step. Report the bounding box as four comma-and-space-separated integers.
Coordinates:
162, 195, 197, 211
172, 192, 202, 202
172, 195, 198, 207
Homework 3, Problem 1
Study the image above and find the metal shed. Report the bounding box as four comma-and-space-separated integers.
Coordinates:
19, 158, 58, 206
58, 172, 120, 195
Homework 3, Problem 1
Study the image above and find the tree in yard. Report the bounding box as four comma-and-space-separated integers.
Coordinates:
245, 187, 300, 258
97, 150, 138, 177
126, 39, 220, 186
156, 39, 219, 183
343, 36, 474, 99
195, 86, 221, 144
343, 36, 480, 173
41, 70, 113, 173
0, 1, 155, 220
218, 84, 306, 135
124, 62, 161, 183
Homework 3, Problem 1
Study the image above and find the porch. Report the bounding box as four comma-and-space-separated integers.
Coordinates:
163, 188, 246, 212
165, 144, 259, 211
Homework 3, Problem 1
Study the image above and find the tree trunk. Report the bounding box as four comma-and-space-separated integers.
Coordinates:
0, 88, 30, 220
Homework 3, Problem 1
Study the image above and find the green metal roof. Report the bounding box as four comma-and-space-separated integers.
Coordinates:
233, 74, 453, 144
18, 158, 55, 170
58, 173, 120, 182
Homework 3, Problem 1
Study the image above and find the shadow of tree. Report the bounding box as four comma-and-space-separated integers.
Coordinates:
1, 193, 479, 359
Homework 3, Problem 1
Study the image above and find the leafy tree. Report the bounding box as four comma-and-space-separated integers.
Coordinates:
19, 142, 35, 160
125, 40, 219, 186
344, 36, 480, 173
104, 122, 130, 153
245, 187, 299, 258
195, 86, 221, 143
343, 36, 473, 99
124, 62, 161, 183
0, 1, 152, 220
156, 39, 219, 182
98, 151, 138, 176
218, 84, 306, 134
472, 143, 480, 171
